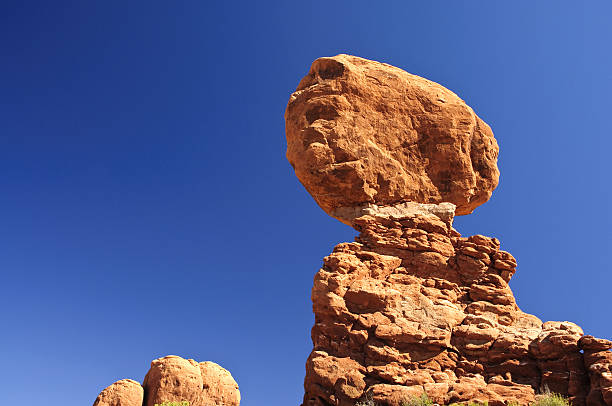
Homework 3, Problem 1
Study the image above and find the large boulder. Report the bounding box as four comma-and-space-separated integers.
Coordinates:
285, 54, 499, 224
143, 356, 240, 406
142, 356, 203, 406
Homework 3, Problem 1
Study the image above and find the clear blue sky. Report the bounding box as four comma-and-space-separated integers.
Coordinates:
1, 2, 610, 405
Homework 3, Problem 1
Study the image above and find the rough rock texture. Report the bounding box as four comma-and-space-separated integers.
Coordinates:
94, 355, 239, 406
582, 337, 612, 406
199, 361, 242, 406
93, 379, 144, 406
301, 207, 612, 406
285, 54, 499, 224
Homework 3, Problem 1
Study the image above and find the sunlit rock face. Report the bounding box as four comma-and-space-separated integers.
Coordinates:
93, 355, 240, 406
287, 56, 612, 406
285, 54, 499, 225
302, 208, 611, 406
93, 379, 144, 406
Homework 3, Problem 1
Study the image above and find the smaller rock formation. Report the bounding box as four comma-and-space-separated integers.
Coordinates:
93, 355, 240, 406
93, 379, 144, 406
285, 54, 499, 224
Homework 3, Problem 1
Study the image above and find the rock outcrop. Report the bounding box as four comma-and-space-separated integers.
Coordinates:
301, 208, 612, 406
285, 54, 499, 224
286, 55, 612, 406
93, 355, 240, 406
93, 379, 144, 406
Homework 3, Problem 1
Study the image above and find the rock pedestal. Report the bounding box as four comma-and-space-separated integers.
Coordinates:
301, 207, 612, 406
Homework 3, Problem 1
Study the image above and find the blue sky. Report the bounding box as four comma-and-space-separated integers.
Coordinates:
1, 2, 610, 405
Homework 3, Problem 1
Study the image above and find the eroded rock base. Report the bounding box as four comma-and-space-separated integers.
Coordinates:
302, 207, 612, 406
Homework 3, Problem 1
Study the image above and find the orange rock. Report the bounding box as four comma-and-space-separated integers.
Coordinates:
94, 356, 239, 406
581, 335, 612, 352
287, 54, 611, 406
143, 356, 203, 406
530, 321, 584, 360
367, 384, 430, 406
303, 351, 366, 405
198, 361, 241, 406
285, 54, 499, 224
143, 356, 240, 406
584, 350, 612, 406
93, 379, 143, 406
300, 206, 612, 406
486, 381, 535, 406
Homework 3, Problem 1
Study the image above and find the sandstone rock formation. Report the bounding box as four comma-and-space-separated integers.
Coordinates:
301, 208, 612, 406
287, 56, 612, 405
285, 54, 499, 224
93, 355, 239, 406
93, 379, 144, 406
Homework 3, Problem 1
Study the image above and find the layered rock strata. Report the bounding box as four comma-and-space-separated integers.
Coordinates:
285, 54, 499, 223
93, 355, 240, 406
302, 206, 612, 406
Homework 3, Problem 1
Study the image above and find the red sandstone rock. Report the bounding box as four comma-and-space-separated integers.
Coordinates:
93, 379, 143, 406
585, 350, 612, 406
94, 355, 239, 406
581, 336, 612, 352
143, 356, 203, 406
287, 54, 611, 406
199, 361, 241, 406
285, 54, 499, 224
300, 207, 612, 406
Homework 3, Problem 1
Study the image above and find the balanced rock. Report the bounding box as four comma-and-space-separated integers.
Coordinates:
93, 355, 240, 406
288, 54, 612, 406
301, 207, 612, 406
285, 54, 499, 224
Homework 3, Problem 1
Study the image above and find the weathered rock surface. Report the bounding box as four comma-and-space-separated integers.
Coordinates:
94, 355, 239, 406
584, 350, 612, 406
285, 54, 499, 224
199, 361, 241, 406
301, 206, 612, 406
93, 379, 144, 406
